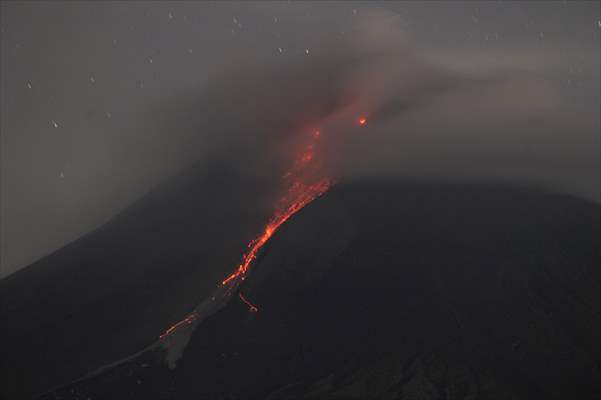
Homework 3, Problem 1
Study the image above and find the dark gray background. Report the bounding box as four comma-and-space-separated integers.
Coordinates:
1, 1, 599, 277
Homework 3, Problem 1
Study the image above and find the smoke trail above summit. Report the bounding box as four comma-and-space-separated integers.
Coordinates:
2, 2, 599, 276
171, 8, 599, 207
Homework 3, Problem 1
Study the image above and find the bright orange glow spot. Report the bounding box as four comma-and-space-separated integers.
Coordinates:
239, 292, 258, 312
300, 152, 313, 163
160, 125, 332, 340
358, 118, 367, 125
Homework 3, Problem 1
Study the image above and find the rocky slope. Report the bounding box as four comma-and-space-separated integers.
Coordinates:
37, 182, 600, 400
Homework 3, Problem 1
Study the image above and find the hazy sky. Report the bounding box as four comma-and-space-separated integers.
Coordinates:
1, 1, 599, 277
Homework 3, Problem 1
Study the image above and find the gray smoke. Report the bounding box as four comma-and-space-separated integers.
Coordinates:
1, 2, 599, 276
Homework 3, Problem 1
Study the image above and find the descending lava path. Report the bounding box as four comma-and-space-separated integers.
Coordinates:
158, 177, 330, 339
238, 292, 259, 313
220, 178, 331, 286
159, 118, 367, 339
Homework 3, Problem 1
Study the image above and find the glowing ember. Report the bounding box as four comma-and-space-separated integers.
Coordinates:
239, 292, 258, 312
301, 152, 313, 163
358, 117, 367, 125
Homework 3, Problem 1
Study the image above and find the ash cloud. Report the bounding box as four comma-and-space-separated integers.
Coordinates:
1, 2, 599, 276
325, 14, 599, 200
158, 8, 599, 202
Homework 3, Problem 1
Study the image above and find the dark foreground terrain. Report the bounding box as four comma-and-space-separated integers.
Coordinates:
2, 180, 600, 400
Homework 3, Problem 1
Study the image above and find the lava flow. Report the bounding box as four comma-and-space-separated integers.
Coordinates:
159, 313, 197, 339
239, 292, 258, 313
221, 178, 331, 286
159, 123, 334, 339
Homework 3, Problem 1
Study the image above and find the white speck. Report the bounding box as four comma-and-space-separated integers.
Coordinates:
59, 172, 64, 178
139, 81, 145, 89
112, 38, 117, 46
168, 11, 173, 20
105, 111, 112, 119
539, 31, 544, 39
89, 76, 95, 84
233, 16, 238, 24
305, 48, 310, 54
136, 379, 142, 385
598, 20, 601, 28
51, 120, 59, 128
148, 57, 153, 64
273, 16, 278, 23
26, 81, 32, 89
187, 48, 193, 54
352, 9, 357, 15
277, 47, 283, 53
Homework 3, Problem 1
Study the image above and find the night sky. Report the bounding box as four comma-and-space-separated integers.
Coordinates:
1, 1, 599, 277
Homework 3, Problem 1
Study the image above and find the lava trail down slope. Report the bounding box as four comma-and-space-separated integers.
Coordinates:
42, 182, 600, 400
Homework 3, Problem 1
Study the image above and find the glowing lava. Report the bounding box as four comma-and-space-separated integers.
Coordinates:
239, 292, 259, 313
221, 178, 331, 286
358, 117, 367, 126
159, 176, 329, 339
160, 118, 340, 340
159, 313, 197, 339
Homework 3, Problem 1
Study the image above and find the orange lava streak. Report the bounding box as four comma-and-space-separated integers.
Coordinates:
160, 121, 340, 339
239, 292, 258, 312
159, 313, 198, 339
221, 178, 331, 285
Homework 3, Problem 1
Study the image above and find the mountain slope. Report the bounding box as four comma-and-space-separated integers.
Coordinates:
41, 182, 600, 400
0, 162, 279, 399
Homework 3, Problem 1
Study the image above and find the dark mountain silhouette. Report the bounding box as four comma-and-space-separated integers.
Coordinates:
0, 161, 280, 399
19, 180, 599, 400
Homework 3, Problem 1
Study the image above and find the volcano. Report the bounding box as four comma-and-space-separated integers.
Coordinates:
1, 179, 599, 400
